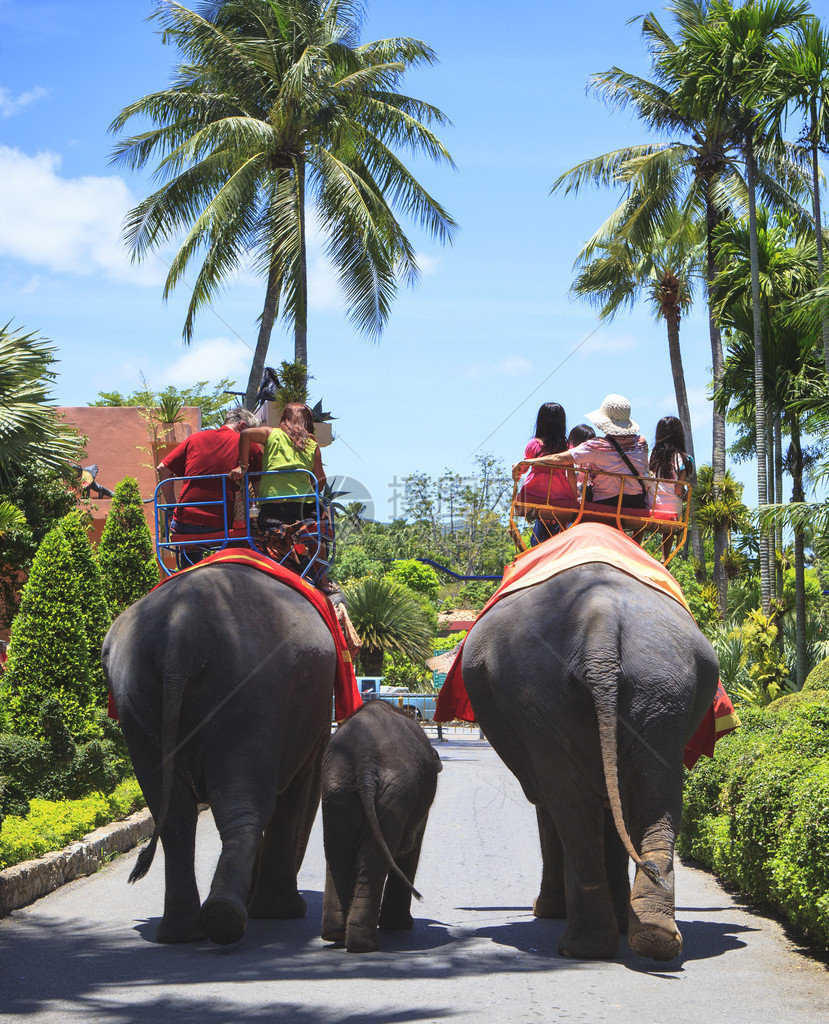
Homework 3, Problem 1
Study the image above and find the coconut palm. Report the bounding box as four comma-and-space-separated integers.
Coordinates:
344, 575, 434, 676
662, 0, 811, 612
0, 323, 83, 485
569, 202, 706, 563
110, 0, 456, 405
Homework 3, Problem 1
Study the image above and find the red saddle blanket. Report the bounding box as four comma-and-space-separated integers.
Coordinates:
434, 523, 739, 769
108, 547, 362, 722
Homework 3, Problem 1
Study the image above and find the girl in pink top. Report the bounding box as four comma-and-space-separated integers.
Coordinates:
648, 415, 692, 560
518, 403, 577, 545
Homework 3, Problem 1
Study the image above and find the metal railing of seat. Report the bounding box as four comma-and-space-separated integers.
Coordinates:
154, 468, 334, 581
509, 469, 692, 566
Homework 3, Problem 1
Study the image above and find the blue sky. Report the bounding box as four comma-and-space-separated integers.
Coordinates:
0, 0, 819, 519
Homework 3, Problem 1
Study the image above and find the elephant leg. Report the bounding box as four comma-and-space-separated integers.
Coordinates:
344, 839, 389, 953
532, 804, 566, 919
603, 808, 631, 935
248, 735, 326, 920
620, 762, 684, 962
550, 791, 620, 960
124, 728, 202, 943
199, 820, 262, 945
379, 820, 426, 931
321, 793, 360, 943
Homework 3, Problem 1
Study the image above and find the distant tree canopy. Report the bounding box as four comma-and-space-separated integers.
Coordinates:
92, 378, 238, 429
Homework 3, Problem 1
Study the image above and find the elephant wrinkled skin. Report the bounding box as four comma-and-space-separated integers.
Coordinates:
102, 564, 336, 945
321, 700, 442, 952
461, 562, 719, 961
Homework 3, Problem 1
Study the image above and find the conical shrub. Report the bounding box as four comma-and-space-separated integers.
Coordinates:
97, 477, 159, 616
58, 511, 112, 705
0, 528, 94, 738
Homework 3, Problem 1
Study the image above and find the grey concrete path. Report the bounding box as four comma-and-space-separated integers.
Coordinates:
1, 731, 827, 1024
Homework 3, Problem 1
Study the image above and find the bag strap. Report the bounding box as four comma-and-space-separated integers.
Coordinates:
606, 436, 646, 494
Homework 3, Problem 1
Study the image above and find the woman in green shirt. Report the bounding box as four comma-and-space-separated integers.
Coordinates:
230, 403, 326, 529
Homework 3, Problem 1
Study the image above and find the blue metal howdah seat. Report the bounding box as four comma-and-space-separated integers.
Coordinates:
509, 468, 692, 567
154, 468, 334, 582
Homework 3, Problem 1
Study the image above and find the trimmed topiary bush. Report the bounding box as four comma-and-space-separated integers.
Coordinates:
803, 656, 829, 693
0, 527, 94, 738
97, 477, 159, 616
57, 511, 111, 705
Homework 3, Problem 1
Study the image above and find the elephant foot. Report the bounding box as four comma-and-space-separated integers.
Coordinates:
155, 914, 203, 944
628, 919, 682, 962
321, 923, 345, 943
345, 923, 379, 953
199, 897, 247, 945
321, 904, 346, 943
532, 891, 567, 919
558, 924, 619, 960
247, 890, 307, 920
378, 907, 413, 931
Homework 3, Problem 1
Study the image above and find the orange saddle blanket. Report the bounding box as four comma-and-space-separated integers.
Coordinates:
108, 547, 362, 722
434, 523, 739, 769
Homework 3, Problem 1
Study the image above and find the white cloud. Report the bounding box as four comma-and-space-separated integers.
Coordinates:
578, 329, 639, 357
0, 85, 48, 118
462, 356, 532, 380
158, 336, 255, 389
0, 145, 167, 284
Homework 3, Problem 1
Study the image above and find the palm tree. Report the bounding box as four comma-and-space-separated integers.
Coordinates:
765, 14, 829, 374
0, 323, 83, 485
714, 209, 821, 683
569, 202, 707, 563
551, 0, 809, 603
110, 0, 456, 405
344, 575, 433, 676
663, 0, 811, 612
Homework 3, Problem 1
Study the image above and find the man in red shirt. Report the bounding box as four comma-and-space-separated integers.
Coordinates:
157, 407, 263, 567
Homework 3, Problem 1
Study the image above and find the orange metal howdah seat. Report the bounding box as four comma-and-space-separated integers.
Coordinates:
509, 468, 691, 566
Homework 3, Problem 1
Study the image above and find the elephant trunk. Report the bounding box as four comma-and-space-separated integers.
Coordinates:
357, 775, 422, 901
595, 706, 669, 892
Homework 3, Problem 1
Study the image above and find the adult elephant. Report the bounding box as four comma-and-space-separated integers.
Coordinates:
459, 561, 719, 962
103, 560, 341, 946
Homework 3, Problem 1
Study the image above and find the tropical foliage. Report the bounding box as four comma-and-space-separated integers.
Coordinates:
97, 477, 160, 617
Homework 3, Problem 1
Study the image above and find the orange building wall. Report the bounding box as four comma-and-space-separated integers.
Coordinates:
57, 406, 202, 543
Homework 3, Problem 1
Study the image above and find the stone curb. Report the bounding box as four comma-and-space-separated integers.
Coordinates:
0, 807, 154, 917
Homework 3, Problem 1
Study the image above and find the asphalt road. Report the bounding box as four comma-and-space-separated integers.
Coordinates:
1, 728, 827, 1024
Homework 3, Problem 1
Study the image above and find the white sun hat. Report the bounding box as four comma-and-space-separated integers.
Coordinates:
586, 394, 639, 436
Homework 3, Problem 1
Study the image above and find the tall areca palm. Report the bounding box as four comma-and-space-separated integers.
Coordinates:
570, 203, 706, 563
663, 0, 811, 612
110, 0, 456, 405
765, 15, 829, 374
552, 0, 808, 606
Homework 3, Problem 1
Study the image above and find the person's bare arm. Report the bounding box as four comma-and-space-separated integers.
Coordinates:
312, 445, 326, 488
229, 426, 271, 483
156, 463, 177, 506
513, 450, 575, 479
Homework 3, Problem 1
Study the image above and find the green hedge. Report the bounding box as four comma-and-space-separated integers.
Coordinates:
680, 691, 829, 949
0, 777, 145, 869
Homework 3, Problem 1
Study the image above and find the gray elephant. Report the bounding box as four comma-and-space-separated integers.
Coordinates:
460, 562, 719, 961
321, 700, 442, 952
102, 563, 339, 945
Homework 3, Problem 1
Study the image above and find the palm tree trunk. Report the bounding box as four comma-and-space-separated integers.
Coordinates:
745, 133, 771, 613
774, 409, 783, 603
790, 415, 807, 688
244, 256, 282, 410
663, 306, 704, 565
706, 199, 725, 603
811, 103, 829, 375
294, 156, 309, 376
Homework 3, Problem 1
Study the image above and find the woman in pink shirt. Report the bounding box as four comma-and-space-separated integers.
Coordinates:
517, 402, 577, 545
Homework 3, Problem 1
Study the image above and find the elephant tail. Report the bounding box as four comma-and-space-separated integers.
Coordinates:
128, 657, 189, 885
595, 699, 669, 892
357, 778, 423, 901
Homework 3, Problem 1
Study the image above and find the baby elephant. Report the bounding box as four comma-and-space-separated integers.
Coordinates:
321, 700, 442, 952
